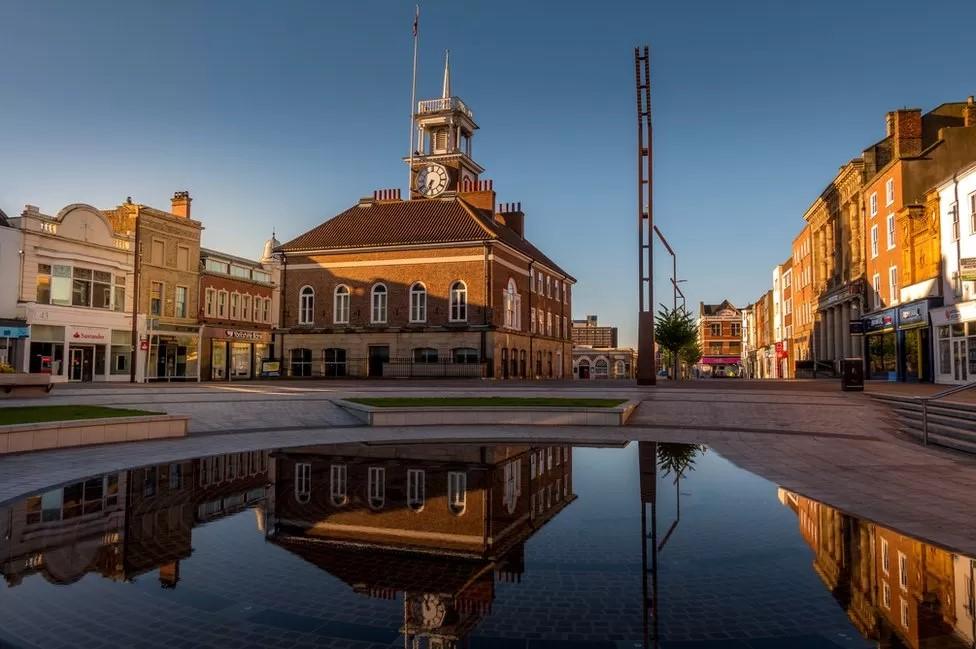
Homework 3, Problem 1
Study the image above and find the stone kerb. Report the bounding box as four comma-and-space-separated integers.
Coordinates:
0, 414, 189, 455
336, 399, 638, 427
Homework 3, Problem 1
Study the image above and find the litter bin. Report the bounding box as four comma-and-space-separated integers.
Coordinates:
841, 358, 864, 391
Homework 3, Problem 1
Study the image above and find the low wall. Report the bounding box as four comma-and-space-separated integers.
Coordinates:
0, 415, 189, 455
0, 374, 53, 399
337, 400, 638, 427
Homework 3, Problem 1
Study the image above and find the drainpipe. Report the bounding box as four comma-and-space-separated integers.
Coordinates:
528, 261, 534, 379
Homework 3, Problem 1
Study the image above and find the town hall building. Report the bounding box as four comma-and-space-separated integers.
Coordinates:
275, 56, 575, 379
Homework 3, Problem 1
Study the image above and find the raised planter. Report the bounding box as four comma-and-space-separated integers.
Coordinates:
337, 399, 638, 427
0, 414, 189, 455
0, 374, 53, 399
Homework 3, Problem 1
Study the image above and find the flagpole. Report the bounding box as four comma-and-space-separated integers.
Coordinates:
408, 4, 419, 196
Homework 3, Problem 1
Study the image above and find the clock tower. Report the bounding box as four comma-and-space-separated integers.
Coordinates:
407, 50, 483, 199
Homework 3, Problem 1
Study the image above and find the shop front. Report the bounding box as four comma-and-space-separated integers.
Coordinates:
145, 324, 201, 382
24, 324, 132, 383
864, 309, 897, 381
201, 326, 272, 381
932, 300, 976, 385
0, 320, 30, 370
699, 356, 742, 378
896, 298, 940, 383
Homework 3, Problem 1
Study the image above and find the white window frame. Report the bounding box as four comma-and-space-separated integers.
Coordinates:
951, 202, 961, 241
503, 278, 520, 330
870, 224, 879, 258
333, 285, 350, 324
873, 274, 882, 309
881, 537, 890, 574
886, 214, 895, 250
205, 287, 216, 317
882, 582, 891, 609
329, 464, 347, 506
371, 284, 387, 324
898, 551, 908, 591
900, 598, 909, 629
298, 286, 314, 325
368, 466, 385, 509
295, 462, 311, 504
870, 192, 878, 217
970, 192, 976, 235
409, 282, 427, 323
889, 266, 899, 306
407, 469, 425, 511
449, 280, 467, 322
447, 471, 466, 515
885, 178, 894, 206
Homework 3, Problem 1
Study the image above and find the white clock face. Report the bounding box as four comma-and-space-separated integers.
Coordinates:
415, 163, 450, 197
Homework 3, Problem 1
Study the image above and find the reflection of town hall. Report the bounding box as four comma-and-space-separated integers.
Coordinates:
274, 56, 575, 380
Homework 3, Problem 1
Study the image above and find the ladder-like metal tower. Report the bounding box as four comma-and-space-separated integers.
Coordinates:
635, 46, 656, 385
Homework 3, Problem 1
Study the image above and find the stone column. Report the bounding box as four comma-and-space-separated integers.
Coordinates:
841, 302, 852, 360
825, 308, 835, 365
835, 305, 845, 366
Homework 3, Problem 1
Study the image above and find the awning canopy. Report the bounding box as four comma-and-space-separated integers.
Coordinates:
701, 357, 741, 365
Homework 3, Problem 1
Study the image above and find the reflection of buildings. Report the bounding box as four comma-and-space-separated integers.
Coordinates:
266, 443, 575, 648
0, 450, 271, 589
779, 489, 975, 648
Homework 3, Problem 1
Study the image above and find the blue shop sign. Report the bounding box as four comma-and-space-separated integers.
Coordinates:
0, 326, 30, 338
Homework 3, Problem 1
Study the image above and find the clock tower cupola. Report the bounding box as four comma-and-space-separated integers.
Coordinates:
407, 50, 483, 199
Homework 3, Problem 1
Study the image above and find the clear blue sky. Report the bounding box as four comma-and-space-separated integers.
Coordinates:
2, 0, 974, 347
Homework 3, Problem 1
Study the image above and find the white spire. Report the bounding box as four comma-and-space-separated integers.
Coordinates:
441, 49, 451, 99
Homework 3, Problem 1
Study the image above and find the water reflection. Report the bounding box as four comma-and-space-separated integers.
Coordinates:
0, 443, 573, 647
780, 489, 976, 649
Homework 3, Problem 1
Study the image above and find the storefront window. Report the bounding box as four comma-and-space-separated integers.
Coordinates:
51, 265, 72, 305
939, 339, 951, 376
324, 348, 347, 377
867, 332, 897, 379
212, 341, 227, 380
231, 342, 251, 379
114, 275, 126, 312
36, 264, 51, 304
72, 268, 92, 307
290, 348, 312, 377
149, 334, 199, 381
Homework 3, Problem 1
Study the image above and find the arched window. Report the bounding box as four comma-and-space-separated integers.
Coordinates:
614, 360, 626, 378
409, 282, 427, 322
413, 347, 438, 363
449, 281, 467, 322
595, 358, 609, 379
371, 284, 387, 324
578, 358, 591, 379
290, 348, 312, 377
298, 286, 314, 325
452, 347, 479, 364
448, 471, 467, 515
503, 278, 521, 329
295, 462, 311, 504
330, 464, 347, 506
333, 285, 350, 324
368, 467, 385, 509
407, 469, 425, 512
510, 348, 518, 378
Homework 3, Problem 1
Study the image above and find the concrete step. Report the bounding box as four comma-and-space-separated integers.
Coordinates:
901, 426, 976, 455
897, 415, 976, 444
893, 405, 976, 425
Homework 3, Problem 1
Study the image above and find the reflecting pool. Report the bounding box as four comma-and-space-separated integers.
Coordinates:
0, 441, 972, 648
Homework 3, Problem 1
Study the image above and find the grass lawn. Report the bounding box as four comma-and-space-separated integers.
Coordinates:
347, 397, 627, 408
0, 405, 162, 426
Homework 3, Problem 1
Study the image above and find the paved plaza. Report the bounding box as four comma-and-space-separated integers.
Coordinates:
3, 378, 976, 555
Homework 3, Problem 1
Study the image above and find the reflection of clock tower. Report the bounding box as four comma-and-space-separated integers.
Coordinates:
407, 50, 483, 199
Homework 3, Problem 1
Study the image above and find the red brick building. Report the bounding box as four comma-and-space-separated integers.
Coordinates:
697, 300, 742, 377
198, 248, 276, 380
275, 59, 574, 379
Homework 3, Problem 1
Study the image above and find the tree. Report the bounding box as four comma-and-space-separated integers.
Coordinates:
654, 305, 697, 379
679, 340, 702, 369
657, 443, 707, 482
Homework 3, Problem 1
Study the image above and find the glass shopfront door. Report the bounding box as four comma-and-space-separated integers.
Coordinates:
211, 341, 227, 380
69, 346, 94, 382
954, 339, 969, 382
231, 342, 251, 379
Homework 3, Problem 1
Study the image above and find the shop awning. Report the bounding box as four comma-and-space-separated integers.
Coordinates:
701, 357, 741, 365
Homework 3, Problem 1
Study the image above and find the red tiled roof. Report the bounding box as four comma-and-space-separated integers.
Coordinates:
278, 197, 573, 279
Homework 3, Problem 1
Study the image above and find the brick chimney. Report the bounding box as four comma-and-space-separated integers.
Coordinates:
495, 202, 525, 238
460, 178, 495, 211
890, 109, 922, 159
170, 191, 192, 218
965, 96, 976, 128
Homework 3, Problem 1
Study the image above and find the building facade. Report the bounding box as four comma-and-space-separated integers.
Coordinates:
7, 204, 135, 382
105, 193, 204, 382
697, 300, 742, 377
0, 210, 27, 368
753, 290, 775, 378
802, 161, 866, 376
791, 224, 814, 370
934, 158, 976, 384
571, 315, 618, 348
198, 248, 276, 381
275, 59, 574, 379
861, 101, 976, 381
573, 345, 636, 380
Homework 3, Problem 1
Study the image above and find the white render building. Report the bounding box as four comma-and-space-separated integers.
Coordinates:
0, 210, 27, 367
934, 161, 976, 384
7, 204, 137, 382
